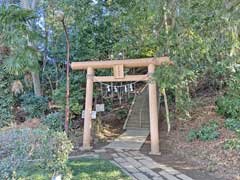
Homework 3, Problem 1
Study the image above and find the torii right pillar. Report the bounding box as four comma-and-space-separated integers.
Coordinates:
148, 64, 160, 155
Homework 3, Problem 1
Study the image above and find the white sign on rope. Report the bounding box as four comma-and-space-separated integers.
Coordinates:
81, 110, 97, 119
96, 104, 105, 112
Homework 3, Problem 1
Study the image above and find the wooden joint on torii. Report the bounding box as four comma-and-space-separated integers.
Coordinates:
71, 57, 172, 154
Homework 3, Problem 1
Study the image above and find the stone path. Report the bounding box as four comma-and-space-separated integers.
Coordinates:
104, 129, 149, 150
98, 149, 195, 180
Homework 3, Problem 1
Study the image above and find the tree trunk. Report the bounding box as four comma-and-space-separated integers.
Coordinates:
21, 0, 42, 96
163, 0, 169, 54
62, 20, 70, 134
31, 71, 42, 96
162, 88, 171, 133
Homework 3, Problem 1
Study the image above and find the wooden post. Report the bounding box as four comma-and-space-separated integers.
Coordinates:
82, 67, 94, 150
148, 64, 160, 155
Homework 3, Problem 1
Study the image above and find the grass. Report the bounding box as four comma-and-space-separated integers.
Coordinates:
24, 158, 130, 180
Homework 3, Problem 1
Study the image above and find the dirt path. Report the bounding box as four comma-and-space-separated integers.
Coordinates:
141, 139, 220, 180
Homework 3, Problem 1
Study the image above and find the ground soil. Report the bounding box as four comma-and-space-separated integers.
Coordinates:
141, 94, 239, 180
70, 112, 126, 155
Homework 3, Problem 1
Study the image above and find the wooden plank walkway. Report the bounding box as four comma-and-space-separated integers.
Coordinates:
105, 129, 149, 150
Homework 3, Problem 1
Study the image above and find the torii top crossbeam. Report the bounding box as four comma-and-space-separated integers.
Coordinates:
71, 57, 171, 70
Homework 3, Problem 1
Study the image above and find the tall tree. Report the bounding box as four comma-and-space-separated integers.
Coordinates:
54, 10, 71, 133
21, 0, 42, 96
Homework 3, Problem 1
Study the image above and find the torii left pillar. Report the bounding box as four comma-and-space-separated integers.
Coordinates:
82, 67, 94, 150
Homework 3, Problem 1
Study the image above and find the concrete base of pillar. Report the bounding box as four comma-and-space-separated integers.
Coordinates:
79, 146, 93, 151
149, 151, 161, 156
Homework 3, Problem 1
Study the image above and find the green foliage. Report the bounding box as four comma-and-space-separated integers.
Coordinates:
224, 138, 240, 151
52, 74, 84, 117
0, 128, 73, 179
154, 64, 195, 120
0, 5, 36, 24
14, 158, 130, 180
0, 5, 40, 75
66, 158, 131, 180
224, 118, 240, 132
216, 71, 240, 119
154, 64, 179, 89
0, 67, 14, 128
188, 121, 220, 141
41, 0, 119, 62
20, 93, 48, 118
116, 108, 128, 120
218, 71, 240, 151
216, 96, 240, 119
43, 112, 64, 131
188, 129, 198, 142
198, 123, 220, 141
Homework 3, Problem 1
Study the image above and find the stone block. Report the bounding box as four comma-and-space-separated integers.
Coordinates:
139, 159, 159, 169
120, 162, 139, 173
114, 157, 126, 163
159, 171, 180, 180
160, 166, 180, 175
139, 167, 159, 177
125, 157, 142, 168
133, 173, 151, 180
153, 177, 164, 180
177, 174, 194, 180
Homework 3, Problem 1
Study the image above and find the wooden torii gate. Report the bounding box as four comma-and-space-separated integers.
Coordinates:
71, 57, 172, 154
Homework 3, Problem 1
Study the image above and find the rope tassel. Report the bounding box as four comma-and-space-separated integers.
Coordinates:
114, 86, 118, 93
107, 85, 111, 92
129, 84, 133, 92
124, 85, 128, 93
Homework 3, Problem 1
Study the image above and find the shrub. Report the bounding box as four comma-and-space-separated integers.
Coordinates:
224, 119, 240, 151
52, 75, 84, 117
0, 69, 14, 128
224, 118, 240, 132
198, 125, 220, 141
116, 108, 128, 120
0, 128, 73, 179
188, 120, 220, 141
216, 71, 240, 119
43, 112, 64, 131
188, 129, 198, 142
224, 138, 240, 150
20, 93, 48, 118
216, 96, 240, 119
216, 71, 240, 151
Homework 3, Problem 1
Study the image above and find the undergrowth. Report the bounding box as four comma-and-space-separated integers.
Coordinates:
188, 120, 220, 141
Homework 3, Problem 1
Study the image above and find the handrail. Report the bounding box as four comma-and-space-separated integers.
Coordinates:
139, 85, 148, 128
123, 84, 148, 130
123, 93, 137, 130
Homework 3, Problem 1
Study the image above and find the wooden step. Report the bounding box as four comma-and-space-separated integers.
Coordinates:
127, 125, 150, 129
127, 123, 150, 127
124, 88, 151, 130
